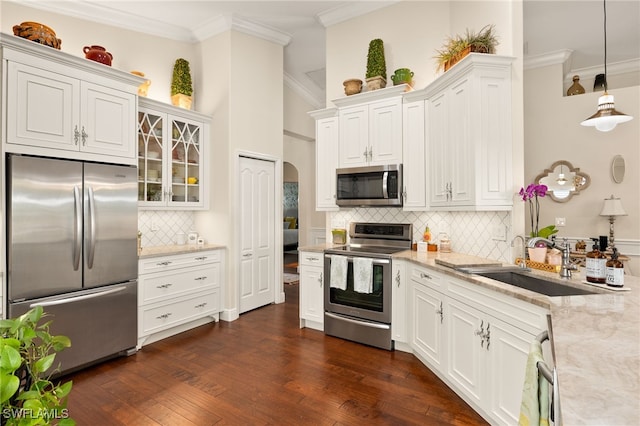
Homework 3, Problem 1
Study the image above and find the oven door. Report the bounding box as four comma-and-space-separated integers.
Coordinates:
323, 253, 391, 324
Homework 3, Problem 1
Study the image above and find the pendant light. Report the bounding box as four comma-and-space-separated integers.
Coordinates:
580, 0, 633, 132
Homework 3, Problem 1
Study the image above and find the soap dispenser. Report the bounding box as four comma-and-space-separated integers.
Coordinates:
586, 238, 607, 283
605, 247, 624, 287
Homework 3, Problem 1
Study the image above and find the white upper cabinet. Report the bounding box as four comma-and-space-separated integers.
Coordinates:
424, 54, 515, 211
137, 98, 210, 210
309, 108, 339, 211
402, 96, 428, 210
334, 85, 406, 168
2, 35, 139, 165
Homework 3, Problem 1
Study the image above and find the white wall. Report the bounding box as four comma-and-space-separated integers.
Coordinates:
525, 63, 640, 275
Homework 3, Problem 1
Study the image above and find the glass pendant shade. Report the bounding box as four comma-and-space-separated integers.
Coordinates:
581, 93, 633, 132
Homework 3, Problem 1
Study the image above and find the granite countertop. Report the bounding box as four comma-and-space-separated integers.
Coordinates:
394, 250, 640, 425
138, 243, 225, 259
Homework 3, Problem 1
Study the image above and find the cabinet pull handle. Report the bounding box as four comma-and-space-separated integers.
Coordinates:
363, 149, 368, 160
485, 322, 491, 350
195, 303, 208, 308
419, 272, 432, 280
81, 126, 88, 145
156, 261, 172, 266
243, 253, 252, 258
156, 283, 173, 289
319, 272, 323, 287
156, 313, 172, 320
395, 270, 401, 287
306, 256, 318, 262
195, 276, 207, 281
195, 256, 208, 261
74, 125, 80, 145
435, 301, 443, 324
475, 320, 485, 341
368, 147, 373, 161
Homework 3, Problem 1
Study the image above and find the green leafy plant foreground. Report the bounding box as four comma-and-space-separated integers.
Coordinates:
0, 306, 74, 425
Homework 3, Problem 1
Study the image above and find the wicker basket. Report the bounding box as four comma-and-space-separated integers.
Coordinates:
515, 258, 560, 273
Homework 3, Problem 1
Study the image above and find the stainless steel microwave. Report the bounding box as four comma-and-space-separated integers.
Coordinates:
336, 164, 402, 207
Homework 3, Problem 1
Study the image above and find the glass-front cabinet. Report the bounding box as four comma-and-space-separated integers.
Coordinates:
138, 98, 210, 209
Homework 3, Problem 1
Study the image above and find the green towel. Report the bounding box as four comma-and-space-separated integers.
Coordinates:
518, 340, 550, 426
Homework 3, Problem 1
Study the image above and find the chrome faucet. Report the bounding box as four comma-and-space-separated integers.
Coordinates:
511, 235, 527, 268
527, 237, 578, 278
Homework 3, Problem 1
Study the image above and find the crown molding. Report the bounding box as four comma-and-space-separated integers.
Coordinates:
524, 49, 574, 71
564, 58, 640, 82
316, 1, 399, 27
284, 72, 324, 110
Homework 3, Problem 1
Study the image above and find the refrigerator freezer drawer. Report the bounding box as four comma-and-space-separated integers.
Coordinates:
8, 281, 137, 375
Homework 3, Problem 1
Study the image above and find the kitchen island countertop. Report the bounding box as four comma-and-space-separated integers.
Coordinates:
138, 243, 225, 259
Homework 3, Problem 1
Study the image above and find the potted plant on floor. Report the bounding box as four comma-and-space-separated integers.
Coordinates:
0, 306, 74, 425
171, 58, 193, 110
365, 38, 387, 91
435, 24, 499, 72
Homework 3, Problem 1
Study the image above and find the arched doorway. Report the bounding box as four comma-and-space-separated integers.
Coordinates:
283, 162, 299, 279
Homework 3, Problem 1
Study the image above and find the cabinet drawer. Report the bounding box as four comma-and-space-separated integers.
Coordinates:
139, 250, 220, 274
299, 251, 324, 267
410, 264, 444, 290
140, 289, 220, 335
139, 264, 220, 305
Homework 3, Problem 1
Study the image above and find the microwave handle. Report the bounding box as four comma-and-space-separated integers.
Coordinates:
382, 171, 389, 199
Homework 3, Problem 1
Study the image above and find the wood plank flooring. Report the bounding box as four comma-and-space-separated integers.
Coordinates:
64, 284, 487, 425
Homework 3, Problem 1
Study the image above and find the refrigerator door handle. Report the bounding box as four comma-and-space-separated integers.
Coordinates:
73, 186, 82, 271
29, 285, 127, 308
87, 186, 97, 269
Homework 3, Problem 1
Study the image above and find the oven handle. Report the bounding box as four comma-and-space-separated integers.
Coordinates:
324, 254, 390, 264
325, 312, 390, 330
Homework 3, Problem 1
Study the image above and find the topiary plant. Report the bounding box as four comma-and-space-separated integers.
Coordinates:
170, 58, 193, 97
365, 38, 387, 80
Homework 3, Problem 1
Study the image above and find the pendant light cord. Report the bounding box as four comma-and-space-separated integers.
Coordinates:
603, 0, 608, 92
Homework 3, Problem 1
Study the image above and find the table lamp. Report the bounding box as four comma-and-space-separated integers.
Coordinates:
599, 195, 627, 250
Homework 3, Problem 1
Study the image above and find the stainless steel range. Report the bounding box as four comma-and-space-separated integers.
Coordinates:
324, 222, 412, 350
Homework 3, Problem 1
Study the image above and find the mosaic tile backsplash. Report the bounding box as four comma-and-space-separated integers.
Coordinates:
329, 208, 512, 263
138, 210, 196, 247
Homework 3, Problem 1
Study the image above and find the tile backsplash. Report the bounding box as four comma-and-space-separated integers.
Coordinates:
138, 210, 196, 247
330, 208, 512, 263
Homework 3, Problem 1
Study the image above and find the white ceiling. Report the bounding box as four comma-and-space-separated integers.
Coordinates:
10, 1, 639, 107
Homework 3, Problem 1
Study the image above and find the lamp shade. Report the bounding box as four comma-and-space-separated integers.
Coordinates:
600, 195, 627, 217
581, 94, 634, 132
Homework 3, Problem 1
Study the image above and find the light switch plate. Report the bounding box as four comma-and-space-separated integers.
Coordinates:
492, 225, 507, 241
555, 217, 566, 227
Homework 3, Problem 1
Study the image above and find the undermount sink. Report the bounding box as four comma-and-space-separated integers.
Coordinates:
458, 266, 600, 297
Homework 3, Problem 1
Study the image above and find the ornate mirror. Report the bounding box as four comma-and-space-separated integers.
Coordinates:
612, 155, 625, 183
534, 160, 591, 203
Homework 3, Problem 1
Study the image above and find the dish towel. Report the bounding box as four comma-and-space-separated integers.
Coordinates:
518, 340, 550, 426
353, 257, 373, 294
330, 255, 348, 290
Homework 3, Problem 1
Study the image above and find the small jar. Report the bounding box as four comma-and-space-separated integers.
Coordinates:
439, 233, 452, 253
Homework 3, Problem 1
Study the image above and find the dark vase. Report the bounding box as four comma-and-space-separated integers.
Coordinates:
83, 45, 113, 66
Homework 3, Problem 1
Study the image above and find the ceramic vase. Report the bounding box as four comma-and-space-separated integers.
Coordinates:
527, 247, 547, 264
343, 79, 363, 96
365, 76, 386, 91
171, 93, 192, 110
83, 45, 112, 66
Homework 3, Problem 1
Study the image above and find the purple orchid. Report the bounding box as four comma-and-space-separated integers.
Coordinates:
519, 183, 549, 237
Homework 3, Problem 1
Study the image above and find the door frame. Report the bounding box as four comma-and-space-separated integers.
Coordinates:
234, 150, 284, 314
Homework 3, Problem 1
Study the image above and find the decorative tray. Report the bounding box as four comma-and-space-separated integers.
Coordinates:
515, 258, 559, 273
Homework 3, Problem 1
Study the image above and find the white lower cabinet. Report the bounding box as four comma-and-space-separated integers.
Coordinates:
137, 249, 224, 347
391, 260, 409, 350
299, 251, 324, 331
405, 262, 548, 425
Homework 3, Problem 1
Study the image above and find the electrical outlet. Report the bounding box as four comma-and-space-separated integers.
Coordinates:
151, 219, 159, 231
555, 217, 566, 227
492, 225, 507, 241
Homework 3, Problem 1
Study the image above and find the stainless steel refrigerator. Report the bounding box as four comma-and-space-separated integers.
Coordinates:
6, 154, 138, 375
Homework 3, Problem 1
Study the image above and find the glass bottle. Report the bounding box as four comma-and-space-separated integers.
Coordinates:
586, 239, 607, 283
605, 247, 624, 287
567, 75, 585, 96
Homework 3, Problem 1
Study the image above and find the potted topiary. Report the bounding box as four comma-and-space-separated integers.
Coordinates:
434, 24, 499, 72
365, 38, 387, 91
0, 306, 74, 425
170, 58, 193, 110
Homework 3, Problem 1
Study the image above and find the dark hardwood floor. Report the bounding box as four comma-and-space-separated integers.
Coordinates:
65, 284, 487, 425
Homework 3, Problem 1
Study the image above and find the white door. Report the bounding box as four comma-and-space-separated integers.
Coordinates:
239, 156, 275, 313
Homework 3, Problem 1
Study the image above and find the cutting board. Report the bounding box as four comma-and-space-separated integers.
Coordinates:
434, 256, 502, 270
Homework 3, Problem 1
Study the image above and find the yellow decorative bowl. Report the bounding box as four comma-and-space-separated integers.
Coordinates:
13, 21, 62, 50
